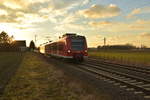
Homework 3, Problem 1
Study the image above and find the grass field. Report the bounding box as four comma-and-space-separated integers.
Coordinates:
0, 52, 110, 100
88, 50, 150, 66
0, 52, 23, 67
0, 52, 23, 94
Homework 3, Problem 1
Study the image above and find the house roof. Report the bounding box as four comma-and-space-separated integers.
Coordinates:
13, 40, 26, 47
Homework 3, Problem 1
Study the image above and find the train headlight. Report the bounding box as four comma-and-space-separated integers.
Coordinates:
67, 50, 71, 53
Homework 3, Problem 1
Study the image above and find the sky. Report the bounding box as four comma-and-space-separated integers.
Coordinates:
0, 0, 150, 47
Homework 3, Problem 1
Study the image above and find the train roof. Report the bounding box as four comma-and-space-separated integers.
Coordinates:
62, 33, 84, 38
39, 33, 85, 47
62, 33, 76, 37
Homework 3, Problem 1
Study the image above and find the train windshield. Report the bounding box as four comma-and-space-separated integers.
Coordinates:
71, 38, 85, 51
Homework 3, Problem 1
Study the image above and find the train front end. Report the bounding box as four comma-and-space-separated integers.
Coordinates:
66, 34, 88, 61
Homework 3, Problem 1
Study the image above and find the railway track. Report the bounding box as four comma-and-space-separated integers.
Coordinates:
86, 58, 150, 80
73, 58, 150, 99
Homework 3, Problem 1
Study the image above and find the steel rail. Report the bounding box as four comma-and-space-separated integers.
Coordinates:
76, 64, 150, 97
82, 63, 150, 84
87, 58, 150, 75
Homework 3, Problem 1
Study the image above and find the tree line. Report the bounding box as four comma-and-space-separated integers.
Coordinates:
0, 31, 14, 44
0, 31, 16, 51
0, 31, 36, 51
97, 44, 150, 50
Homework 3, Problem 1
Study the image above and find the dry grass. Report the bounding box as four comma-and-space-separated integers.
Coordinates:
0, 52, 23, 94
89, 51, 150, 66
0, 52, 110, 100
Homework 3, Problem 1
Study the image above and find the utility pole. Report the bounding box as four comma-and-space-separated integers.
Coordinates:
104, 37, 106, 46
35, 35, 37, 47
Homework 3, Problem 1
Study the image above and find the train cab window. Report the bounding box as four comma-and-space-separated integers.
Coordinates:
71, 38, 85, 51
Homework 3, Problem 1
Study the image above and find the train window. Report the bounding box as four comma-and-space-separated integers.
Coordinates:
58, 44, 64, 51
53, 43, 57, 50
71, 38, 84, 51
51, 43, 55, 51
45, 45, 50, 51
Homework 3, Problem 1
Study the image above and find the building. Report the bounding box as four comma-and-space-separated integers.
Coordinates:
13, 40, 27, 52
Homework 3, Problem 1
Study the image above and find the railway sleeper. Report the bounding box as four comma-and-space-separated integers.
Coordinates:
108, 80, 116, 83
125, 80, 137, 83
113, 83, 120, 86
104, 78, 111, 81
114, 77, 131, 81
145, 88, 150, 91
121, 78, 131, 81
131, 82, 144, 85
141, 84, 150, 87
116, 76, 126, 79
134, 91, 143, 94
126, 88, 134, 91
117, 78, 128, 81
120, 85, 127, 88
144, 95, 150, 99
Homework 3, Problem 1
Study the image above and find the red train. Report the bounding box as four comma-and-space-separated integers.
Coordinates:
40, 33, 88, 61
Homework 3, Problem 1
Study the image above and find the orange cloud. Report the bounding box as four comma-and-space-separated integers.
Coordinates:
79, 4, 121, 18
140, 32, 150, 38
0, 9, 8, 15
88, 19, 150, 33
1, 0, 30, 9
89, 21, 112, 27
127, 6, 150, 18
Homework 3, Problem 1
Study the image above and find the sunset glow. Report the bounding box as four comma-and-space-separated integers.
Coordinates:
0, 0, 150, 47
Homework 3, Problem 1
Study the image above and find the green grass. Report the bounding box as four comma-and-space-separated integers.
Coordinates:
89, 50, 150, 65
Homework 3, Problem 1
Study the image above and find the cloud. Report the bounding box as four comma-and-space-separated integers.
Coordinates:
140, 32, 150, 38
46, 0, 85, 12
61, 14, 78, 24
127, 6, 150, 18
0, 0, 85, 24
79, 4, 121, 18
49, 0, 75, 10
54, 23, 85, 31
82, 0, 91, 5
0, 10, 24, 23
54, 14, 84, 31
0, 9, 8, 15
16, 13, 48, 24
3, 1, 22, 9
0, 0, 50, 9
89, 21, 113, 27
88, 19, 150, 33
1, 0, 31, 9
128, 19, 150, 30
136, 32, 150, 47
